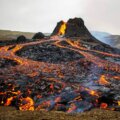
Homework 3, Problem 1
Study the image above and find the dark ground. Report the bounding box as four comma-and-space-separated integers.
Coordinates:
0, 107, 120, 120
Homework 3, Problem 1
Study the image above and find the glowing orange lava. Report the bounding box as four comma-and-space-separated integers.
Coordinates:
19, 97, 34, 111
100, 103, 108, 109
98, 75, 109, 85
0, 35, 120, 112
58, 22, 66, 35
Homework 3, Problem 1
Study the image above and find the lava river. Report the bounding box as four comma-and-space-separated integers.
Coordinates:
0, 36, 120, 113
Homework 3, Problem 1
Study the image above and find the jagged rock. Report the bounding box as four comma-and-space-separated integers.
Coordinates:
32, 32, 45, 39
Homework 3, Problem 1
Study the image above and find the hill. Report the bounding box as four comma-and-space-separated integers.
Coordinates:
0, 29, 34, 41
91, 31, 120, 49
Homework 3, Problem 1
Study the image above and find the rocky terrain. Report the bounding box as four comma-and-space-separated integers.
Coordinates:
0, 18, 120, 119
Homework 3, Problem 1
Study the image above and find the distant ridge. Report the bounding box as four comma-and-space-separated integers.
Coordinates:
91, 31, 120, 49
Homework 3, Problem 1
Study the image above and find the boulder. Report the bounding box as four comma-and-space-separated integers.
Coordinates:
16, 35, 27, 43
32, 32, 45, 39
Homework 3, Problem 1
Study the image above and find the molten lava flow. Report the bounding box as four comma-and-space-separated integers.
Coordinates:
12, 45, 23, 53
19, 97, 34, 111
4, 97, 14, 106
100, 103, 108, 109
58, 22, 66, 35
89, 90, 99, 97
98, 75, 109, 85
85, 88, 99, 97
0, 34, 120, 113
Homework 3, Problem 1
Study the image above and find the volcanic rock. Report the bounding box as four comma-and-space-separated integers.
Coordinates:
16, 35, 27, 43
51, 18, 99, 42
65, 18, 92, 38
16, 43, 84, 64
0, 58, 18, 68
32, 32, 45, 39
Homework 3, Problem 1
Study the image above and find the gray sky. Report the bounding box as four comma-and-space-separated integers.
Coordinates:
0, 0, 120, 34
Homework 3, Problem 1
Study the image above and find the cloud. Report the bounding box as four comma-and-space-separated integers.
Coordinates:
0, 0, 120, 34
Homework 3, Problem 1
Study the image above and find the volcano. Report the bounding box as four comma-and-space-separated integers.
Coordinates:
0, 18, 120, 113
52, 18, 99, 41
52, 18, 92, 38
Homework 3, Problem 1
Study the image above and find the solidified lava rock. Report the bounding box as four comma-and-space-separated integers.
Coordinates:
32, 32, 45, 39
51, 18, 94, 39
16, 43, 84, 63
16, 35, 27, 43
65, 18, 92, 38
0, 58, 18, 68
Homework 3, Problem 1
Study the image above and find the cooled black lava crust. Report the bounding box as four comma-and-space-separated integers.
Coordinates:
16, 43, 84, 63
0, 58, 19, 68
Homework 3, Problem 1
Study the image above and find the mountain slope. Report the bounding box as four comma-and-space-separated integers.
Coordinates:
91, 31, 120, 49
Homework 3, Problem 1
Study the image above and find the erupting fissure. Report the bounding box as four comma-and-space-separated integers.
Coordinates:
58, 21, 66, 35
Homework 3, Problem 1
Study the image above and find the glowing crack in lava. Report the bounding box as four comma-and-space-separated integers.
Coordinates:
51, 21, 66, 36
58, 22, 66, 35
0, 18, 120, 113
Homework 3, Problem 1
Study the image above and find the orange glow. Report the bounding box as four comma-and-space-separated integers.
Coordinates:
100, 103, 108, 109
89, 90, 99, 97
66, 39, 80, 48
5, 97, 14, 106
113, 76, 120, 80
98, 75, 109, 85
19, 97, 34, 111
58, 22, 66, 35
1, 101, 4, 104
118, 101, 120, 106
67, 103, 77, 113
85, 88, 99, 97
12, 45, 23, 53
